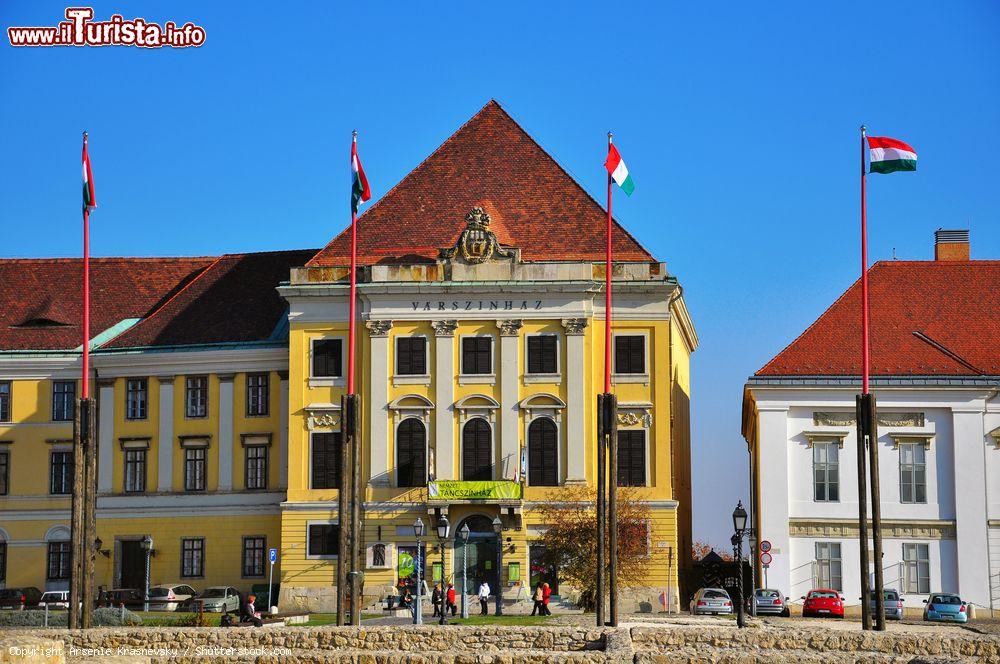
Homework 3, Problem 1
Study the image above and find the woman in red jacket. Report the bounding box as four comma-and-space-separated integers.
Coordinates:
541, 583, 552, 616
446, 583, 457, 616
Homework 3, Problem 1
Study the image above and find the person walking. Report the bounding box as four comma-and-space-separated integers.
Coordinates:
431, 583, 442, 617
530, 583, 544, 616
446, 583, 457, 617
541, 583, 552, 616
477, 580, 491, 616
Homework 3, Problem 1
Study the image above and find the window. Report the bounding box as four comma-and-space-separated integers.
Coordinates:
47, 541, 71, 580
181, 538, 204, 577
617, 430, 646, 487
52, 381, 76, 421
125, 378, 148, 420
245, 446, 268, 490
246, 373, 269, 417
184, 448, 207, 491
527, 336, 558, 375
903, 543, 930, 594
528, 418, 558, 486
124, 449, 147, 493
461, 337, 492, 375
0, 381, 10, 422
185, 376, 208, 418
0, 451, 8, 496
49, 451, 73, 494
813, 441, 840, 502
312, 339, 343, 378
900, 442, 927, 504
242, 536, 266, 577
0, 542, 6, 583
310, 432, 342, 489
307, 523, 340, 558
396, 419, 427, 487
614, 335, 645, 374
462, 418, 492, 481
815, 542, 843, 591
396, 337, 427, 376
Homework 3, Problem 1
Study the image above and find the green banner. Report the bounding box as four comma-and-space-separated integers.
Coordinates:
428, 480, 522, 500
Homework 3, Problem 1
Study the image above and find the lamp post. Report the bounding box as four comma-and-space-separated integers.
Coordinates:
732, 502, 748, 628
140, 534, 153, 613
436, 516, 450, 625
459, 524, 470, 619
492, 516, 503, 616
412, 518, 425, 625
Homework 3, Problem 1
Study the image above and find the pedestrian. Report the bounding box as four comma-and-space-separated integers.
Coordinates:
431, 583, 441, 617
478, 580, 491, 616
541, 582, 552, 616
400, 587, 412, 609
531, 583, 544, 616
240, 593, 263, 627
446, 583, 457, 617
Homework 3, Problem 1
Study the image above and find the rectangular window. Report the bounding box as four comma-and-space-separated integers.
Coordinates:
52, 381, 76, 421
900, 442, 927, 504
0, 451, 8, 496
902, 543, 931, 594
617, 430, 646, 487
813, 441, 840, 502
0, 381, 10, 422
0, 542, 6, 583
311, 432, 342, 489
125, 378, 148, 420
124, 449, 147, 493
184, 448, 207, 492
47, 541, 71, 580
307, 523, 340, 558
185, 376, 208, 418
396, 337, 427, 375
245, 446, 268, 490
242, 536, 266, 577
49, 450, 73, 494
246, 373, 269, 417
181, 538, 205, 578
312, 339, 343, 378
614, 335, 646, 374
815, 542, 843, 591
527, 335, 558, 374
461, 337, 493, 375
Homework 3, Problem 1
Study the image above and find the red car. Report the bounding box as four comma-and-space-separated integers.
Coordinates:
801, 589, 845, 618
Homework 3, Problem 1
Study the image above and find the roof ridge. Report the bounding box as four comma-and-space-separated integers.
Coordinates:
0, 256, 216, 264
218, 248, 318, 259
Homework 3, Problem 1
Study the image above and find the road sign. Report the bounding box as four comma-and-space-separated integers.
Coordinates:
269, 548, 278, 563
760, 552, 773, 566
759, 540, 772, 553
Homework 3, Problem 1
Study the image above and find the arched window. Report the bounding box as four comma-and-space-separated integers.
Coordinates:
462, 418, 493, 481
396, 419, 427, 488
528, 418, 558, 486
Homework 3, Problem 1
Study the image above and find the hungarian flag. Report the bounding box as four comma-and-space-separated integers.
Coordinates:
604, 144, 635, 196
82, 134, 96, 212
868, 136, 917, 174
351, 139, 371, 213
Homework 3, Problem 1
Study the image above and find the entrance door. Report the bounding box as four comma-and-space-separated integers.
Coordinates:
529, 544, 559, 595
454, 516, 500, 596
120, 540, 145, 589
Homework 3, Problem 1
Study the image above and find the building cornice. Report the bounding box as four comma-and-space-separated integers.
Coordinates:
92, 346, 288, 377
746, 375, 1000, 389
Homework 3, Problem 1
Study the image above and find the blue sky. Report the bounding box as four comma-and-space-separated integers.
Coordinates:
2, 1, 998, 548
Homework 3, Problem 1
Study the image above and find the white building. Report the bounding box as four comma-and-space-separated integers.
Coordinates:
742, 230, 1000, 608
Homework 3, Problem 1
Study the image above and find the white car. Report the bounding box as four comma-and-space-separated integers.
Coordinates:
38, 590, 70, 609
147, 584, 198, 611
690, 588, 733, 615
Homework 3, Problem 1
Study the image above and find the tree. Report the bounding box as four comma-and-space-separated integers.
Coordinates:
692, 539, 733, 562
536, 485, 651, 611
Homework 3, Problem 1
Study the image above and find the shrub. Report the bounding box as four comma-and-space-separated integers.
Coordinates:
0, 608, 142, 628
93, 607, 143, 626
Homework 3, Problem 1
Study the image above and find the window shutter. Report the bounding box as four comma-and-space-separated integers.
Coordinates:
462, 339, 476, 374
529, 419, 558, 486
413, 338, 426, 374
397, 419, 426, 487
463, 419, 492, 481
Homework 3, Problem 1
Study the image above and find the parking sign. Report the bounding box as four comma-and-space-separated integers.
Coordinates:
269, 548, 278, 563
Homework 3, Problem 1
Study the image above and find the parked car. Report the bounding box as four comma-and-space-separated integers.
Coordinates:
690, 588, 733, 615
923, 593, 968, 623
863, 588, 904, 621
753, 588, 790, 617
147, 584, 197, 611
38, 590, 70, 609
185, 586, 241, 613
0, 587, 43, 610
801, 589, 845, 618
98, 588, 146, 609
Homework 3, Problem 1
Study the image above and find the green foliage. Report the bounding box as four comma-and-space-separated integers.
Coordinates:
0, 608, 142, 628
171, 611, 218, 627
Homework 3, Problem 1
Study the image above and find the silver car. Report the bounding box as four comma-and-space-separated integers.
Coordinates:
753, 588, 790, 616
690, 587, 733, 615
147, 584, 198, 611
187, 586, 240, 613
865, 588, 904, 621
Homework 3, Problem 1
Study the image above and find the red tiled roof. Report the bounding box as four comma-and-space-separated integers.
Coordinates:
756, 260, 1000, 377
308, 100, 654, 266
0, 258, 212, 351
103, 249, 317, 349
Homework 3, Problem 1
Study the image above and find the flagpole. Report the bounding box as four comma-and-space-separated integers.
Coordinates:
348, 130, 359, 395
856, 124, 873, 631
605, 132, 613, 395
82, 132, 91, 399
860, 125, 870, 395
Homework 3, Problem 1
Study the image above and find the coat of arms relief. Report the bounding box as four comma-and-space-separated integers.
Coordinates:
440, 207, 515, 265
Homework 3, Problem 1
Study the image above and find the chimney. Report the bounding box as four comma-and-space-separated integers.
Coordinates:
934, 229, 970, 261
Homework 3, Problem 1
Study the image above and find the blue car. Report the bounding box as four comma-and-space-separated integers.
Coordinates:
922, 593, 968, 623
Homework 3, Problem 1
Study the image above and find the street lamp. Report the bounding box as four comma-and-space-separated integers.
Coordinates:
140, 535, 153, 612
492, 516, 503, 616
412, 518, 425, 625
436, 516, 450, 625
731, 502, 748, 628
459, 524, 471, 619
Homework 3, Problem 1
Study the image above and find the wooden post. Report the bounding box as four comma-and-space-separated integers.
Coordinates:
607, 392, 618, 627
69, 399, 86, 629
81, 398, 97, 627
865, 393, 886, 630
595, 394, 606, 627
855, 395, 872, 630
348, 394, 363, 625
337, 394, 351, 626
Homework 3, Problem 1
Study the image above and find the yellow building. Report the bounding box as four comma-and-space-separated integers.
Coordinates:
0, 101, 695, 612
